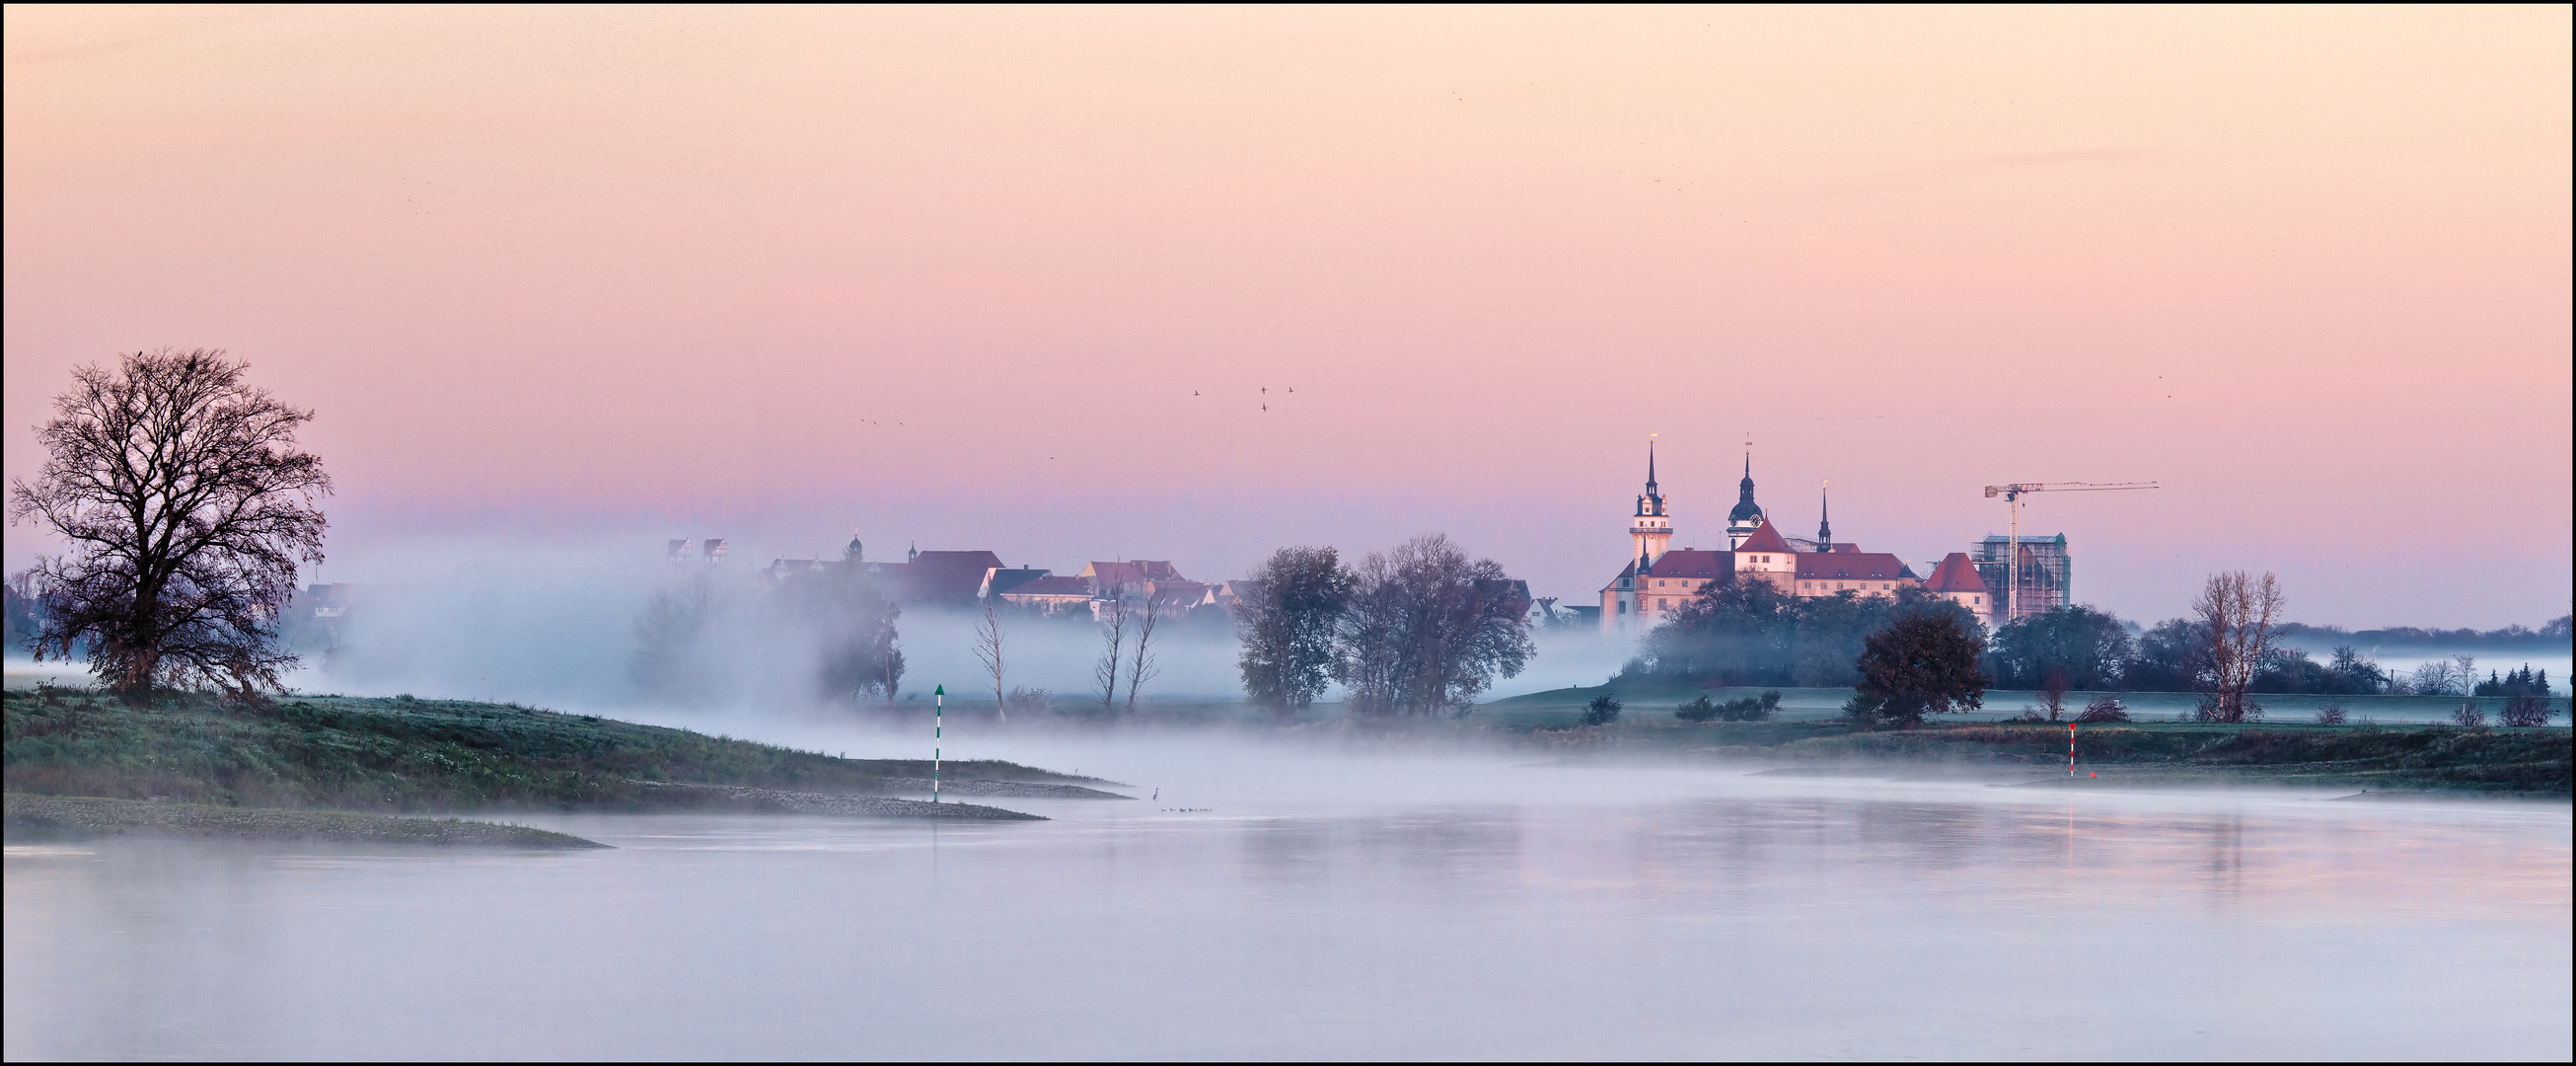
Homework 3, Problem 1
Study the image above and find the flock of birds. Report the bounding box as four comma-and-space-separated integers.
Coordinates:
1191, 384, 1294, 412
848, 385, 1297, 463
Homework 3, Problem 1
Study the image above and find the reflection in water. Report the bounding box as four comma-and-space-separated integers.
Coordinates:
6, 769, 2569, 1060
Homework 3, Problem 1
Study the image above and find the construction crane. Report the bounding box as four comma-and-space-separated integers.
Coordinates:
1981, 482, 2159, 624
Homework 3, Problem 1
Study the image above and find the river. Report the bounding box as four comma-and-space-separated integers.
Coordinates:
6, 741, 2568, 1059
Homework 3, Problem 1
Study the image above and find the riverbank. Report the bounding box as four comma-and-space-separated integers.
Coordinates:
0, 689, 1106, 817
4, 793, 607, 848
1509, 718, 2572, 796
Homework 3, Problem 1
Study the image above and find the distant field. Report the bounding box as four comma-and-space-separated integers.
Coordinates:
1489, 681, 2570, 728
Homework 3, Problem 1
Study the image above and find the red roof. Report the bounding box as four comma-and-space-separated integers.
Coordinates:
1795, 552, 1914, 582
1923, 552, 1992, 594
1736, 518, 1793, 554
1643, 549, 1732, 580
1000, 575, 1091, 598
896, 550, 1006, 601
1083, 561, 1185, 588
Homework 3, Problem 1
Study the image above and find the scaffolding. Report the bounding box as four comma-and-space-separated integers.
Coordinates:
1971, 534, 2070, 623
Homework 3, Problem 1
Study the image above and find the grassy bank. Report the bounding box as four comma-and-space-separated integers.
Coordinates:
1492, 681, 2572, 726
4, 793, 608, 848
1, 689, 1103, 814
1519, 718, 2572, 796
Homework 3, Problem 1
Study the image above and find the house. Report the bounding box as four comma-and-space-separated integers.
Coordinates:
872, 548, 1006, 604
1615, 548, 1733, 628
1923, 552, 1997, 622
996, 574, 1095, 615
1213, 580, 1263, 613
1791, 551, 1918, 598
978, 568, 1052, 599
1078, 560, 1186, 598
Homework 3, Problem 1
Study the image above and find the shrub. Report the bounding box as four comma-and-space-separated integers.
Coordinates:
1734, 690, 1782, 723
1581, 694, 1623, 726
395, 694, 415, 703
2074, 694, 2131, 723
1841, 693, 1881, 729
1675, 690, 1778, 723
2314, 705, 2348, 725
1006, 686, 1054, 718
2450, 702, 2485, 727
2498, 692, 2552, 728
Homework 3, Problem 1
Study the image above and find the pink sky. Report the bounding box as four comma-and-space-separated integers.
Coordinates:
5, 6, 2569, 627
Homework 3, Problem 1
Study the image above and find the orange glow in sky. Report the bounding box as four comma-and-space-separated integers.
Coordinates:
5, 6, 2568, 624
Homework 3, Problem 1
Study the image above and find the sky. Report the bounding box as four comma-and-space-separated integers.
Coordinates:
5, 6, 2569, 628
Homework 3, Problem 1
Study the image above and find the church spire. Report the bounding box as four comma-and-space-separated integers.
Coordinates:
1635, 437, 1665, 518
1817, 482, 1831, 551
1628, 436, 1673, 566
1725, 437, 1766, 550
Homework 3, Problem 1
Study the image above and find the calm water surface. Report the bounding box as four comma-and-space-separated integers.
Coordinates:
6, 753, 2569, 1060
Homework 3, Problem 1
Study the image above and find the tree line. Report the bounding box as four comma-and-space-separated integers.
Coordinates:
1621, 575, 1988, 688
1232, 535, 1534, 719
1622, 567, 2545, 725
1984, 606, 2558, 699
631, 548, 906, 707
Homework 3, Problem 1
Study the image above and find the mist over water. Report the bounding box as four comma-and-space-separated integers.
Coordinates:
8, 746, 2568, 1060
13, 540, 2566, 1058
259, 536, 1638, 710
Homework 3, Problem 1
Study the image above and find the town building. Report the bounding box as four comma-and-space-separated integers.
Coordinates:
874, 548, 1006, 603
1598, 447, 1920, 633
1923, 553, 1997, 620
1790, 548, 1918, 598
994, 574, 1094, 615
1725, 455, 1768, 549
1601, 444, 1738, 632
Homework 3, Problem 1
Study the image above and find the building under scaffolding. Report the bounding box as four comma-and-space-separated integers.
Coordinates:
1971, 534, 2070, 623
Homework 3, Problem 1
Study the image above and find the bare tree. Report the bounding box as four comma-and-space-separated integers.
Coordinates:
973, 597, 1006, 721
2035, 668, 2071, 723
9, 349, 331, 702
1093, 594, 1129, 714
1125, 589, 1162, 715
1336, 535, 1533, 717
2407, 659, 2463, 696
2191, 571, 2284, 723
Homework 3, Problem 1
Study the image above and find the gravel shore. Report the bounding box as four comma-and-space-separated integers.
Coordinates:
870, 777, 1134, 800
634, 782, 1048, 819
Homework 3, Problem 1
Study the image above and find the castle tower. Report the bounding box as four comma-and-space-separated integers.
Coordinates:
1726, 449, 1767, 549
1631, 441, 1673, 567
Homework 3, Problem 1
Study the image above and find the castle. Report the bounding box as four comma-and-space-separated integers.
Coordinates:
1597, 444, 2006, 632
